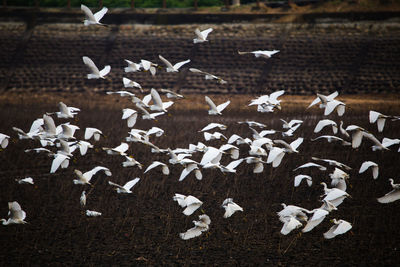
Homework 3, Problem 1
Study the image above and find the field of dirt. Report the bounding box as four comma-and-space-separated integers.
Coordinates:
0, 92, 399, 265
1, 21, 400, 94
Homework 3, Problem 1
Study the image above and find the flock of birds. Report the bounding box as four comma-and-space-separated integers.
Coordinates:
1, 5, 400, 242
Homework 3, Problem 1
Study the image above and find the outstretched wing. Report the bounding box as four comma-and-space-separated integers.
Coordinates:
93, 7, 108, 22
173, 59, 190, 70
123, 177, 140, 191
82, 56, 100, 75
81, 4, 96, 21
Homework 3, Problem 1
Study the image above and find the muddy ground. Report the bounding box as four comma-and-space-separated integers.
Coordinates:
0, 93, 399, 266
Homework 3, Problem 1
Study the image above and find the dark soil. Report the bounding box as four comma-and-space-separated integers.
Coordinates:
0, 93, 399, 266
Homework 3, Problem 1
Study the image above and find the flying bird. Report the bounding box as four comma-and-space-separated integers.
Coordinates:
173, 194, 203, 216
323, 219, 352, 239
193, 28, 213, 43
238, 50, 280, 59
221, 198, 243, 218
158, 55, 190, 72
1, 201, 27, 225
179, 214, 211, 240
108, 178, 140, 194
82, 56, 110, 79
81, 4, 108, 26
205, 96, 230, 115
377, 178, 400, 203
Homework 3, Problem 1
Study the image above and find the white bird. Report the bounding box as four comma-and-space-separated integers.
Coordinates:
81, 4, 108, 26
47, 102, 80, 119
106, 90, 135, 97
382, 137, 400, 152
245, 156, 267, 173
140, 59, 158, 76
102, 142, 129, 156
80, 191, 86, 207
122, 108, 138, 128
311, 157, 352, 170
199, 123, 227, 132
144, 161, 170, 175
122, 156, 143, 169
1, 201, 27, 225
160, 89, 184, 99
205, 96, 230, 115
359, 161, 379, 179
50, 153, 70, 173
158, 55, 190, 72
314, 119, 338, 134
73, 166, 112, 185
41, 114, 57, 138
173, 194, 203, 216
369, 110, 392, 132
307, 91, 339, 109
293, 162, 327, 172
363, 132, 389, 151
311, 135, 351, 146
84, 127, 103, 141
320, 182, 350, 207
204, 132, 227, 141
302, 207, 334, 233
200, 146, 223, 166
150, 88, 174, 112
377, 178, 400, 203
219, 144, 240, 159
221, 198, 243, 218
179, 214, 211, 240
0, 133, 10, 149
267, 138, 303, 168
345, 125, 366, 149
203, 159, 244, 174
137, 105, 165, 120
189, 68, 227, 84
122, 77, 142, 91
124, 59, 142, 73
178, 159, 202, 181
82, 56, 110, 79
238, 120, 266, 128
86, 210, 102, 217
238, 50, 280, 59
15, 177, 34, 185
294, 175, 312, 187
324, 99, 346, 116
280, 119, 303, 130
329, 168, 349, 191
228, 134, 252, 146
323, 219, 352, 239
280, 216, 302, 235
193, 28, 213, 43
108, 178, 140, 194
277, 204, 311, 223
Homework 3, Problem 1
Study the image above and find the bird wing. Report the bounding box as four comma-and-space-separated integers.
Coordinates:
267, 147, 284, 164
223, 202, 243, 218
50, 154, 69, 173
201, 28, 213, 39
269, 90, 285, 102
359, 161, 377, 173
280, 217, 302, 235
81, 4, 96, 21
158, 55, 174, 70
114, 143, 129, 154
225, 159, 244, 170
290, 137, 304, 151
58, 102, 69, 115
122, 108, 137, 120
123, 178, 140, 191
43, 114, 57, 135
173, 59, 190, 70
82, 56, 100, 75
151, 88, 164, 109
200, 147, 221, 166
314, 119, 335, 133
179, 164, 198, 181
369, 111, 381, 123
294, 175, 311, 187
93, 7, 108, 22
323, 224, 338, 239
144, 161, 164, 173
91, 166, 112, 177
205, 96, 218, 112
180, 226, 203, 240
108, 181, 123, 189
377, 118, 386, 132
324, 100, 341, 116
377, 189, 400, 203
99, 65, 111, 77
216, 100, 230, 113
183, 203, 202, 216
333, 220, 352, 235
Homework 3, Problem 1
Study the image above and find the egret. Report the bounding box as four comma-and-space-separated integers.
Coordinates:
238, 50, 280, 59
158, 55, 190, 72
81, 4, 108, 26
1, 201, 27, 225
108, 178, 140, 194
193, 28, 213, 43
173, 194, 203, 216
221, 198, 243, 218
323, 219, 352, 239
377, 179, 400, 203
82, 56, 110, 79
359, 161, 379, 179
205, 96, 230, 115
73, 166, 112, 185
180, 214, 210, 240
